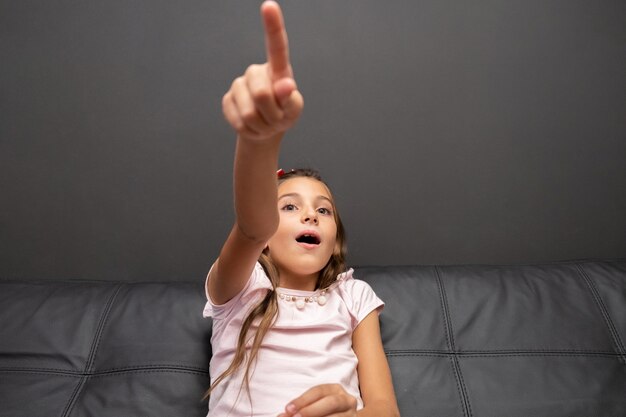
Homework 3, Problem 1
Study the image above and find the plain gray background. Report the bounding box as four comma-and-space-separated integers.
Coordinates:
1, 0, 625, 281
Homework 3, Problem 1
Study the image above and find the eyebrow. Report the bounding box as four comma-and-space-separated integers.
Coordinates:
278, 192, 333, 205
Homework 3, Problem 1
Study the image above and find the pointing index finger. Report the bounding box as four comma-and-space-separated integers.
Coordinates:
261, 1, 292, 80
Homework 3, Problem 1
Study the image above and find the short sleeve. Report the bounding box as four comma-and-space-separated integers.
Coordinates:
335, 270, 385, 329
202, 262, 273, 320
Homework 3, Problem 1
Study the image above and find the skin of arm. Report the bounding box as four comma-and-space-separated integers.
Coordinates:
353, 311, 401, 417
207, 1, 303, 305
208, 136, 281, 305
278, 311, 400, 417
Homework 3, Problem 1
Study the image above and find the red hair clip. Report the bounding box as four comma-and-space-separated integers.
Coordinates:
277, 169, 295, 178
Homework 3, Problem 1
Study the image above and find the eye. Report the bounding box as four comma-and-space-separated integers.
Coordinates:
317, 207, 333, 215
281, 204, 297, 211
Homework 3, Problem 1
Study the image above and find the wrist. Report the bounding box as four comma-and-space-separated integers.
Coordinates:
237, 131, 284, 148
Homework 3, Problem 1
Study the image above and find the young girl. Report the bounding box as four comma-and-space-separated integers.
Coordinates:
203, 2, 400, 416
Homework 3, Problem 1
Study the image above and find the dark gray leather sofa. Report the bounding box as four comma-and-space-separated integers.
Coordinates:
1, 259, 625, 417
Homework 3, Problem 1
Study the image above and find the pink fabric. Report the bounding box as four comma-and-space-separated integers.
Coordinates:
203, 262, 384, 417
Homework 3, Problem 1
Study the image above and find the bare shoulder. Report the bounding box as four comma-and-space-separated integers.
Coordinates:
207, 224, 267, 305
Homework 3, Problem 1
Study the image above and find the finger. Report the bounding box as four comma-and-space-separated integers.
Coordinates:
279, 88, 304, 121
245, 64, 284, 124
231, 77, 271, 134
296, 394, 355, 417
222, 91, 241, 129
285, 384, 340, 413
261, 1, 292, 80
273, 77, 297, 107
223, 87, 265, 139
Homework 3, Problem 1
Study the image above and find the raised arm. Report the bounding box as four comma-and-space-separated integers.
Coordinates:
208, 1, 304, 305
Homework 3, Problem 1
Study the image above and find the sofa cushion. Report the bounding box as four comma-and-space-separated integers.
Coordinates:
0, 280, 211, 417
1, 259, 625, 417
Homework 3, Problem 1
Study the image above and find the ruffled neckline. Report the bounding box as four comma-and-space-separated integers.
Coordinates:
276, 268, 354, 296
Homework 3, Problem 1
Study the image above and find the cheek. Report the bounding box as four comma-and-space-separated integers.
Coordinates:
325, 225, 338, 251
278, 215, 295, 234
269, 217, 293, 245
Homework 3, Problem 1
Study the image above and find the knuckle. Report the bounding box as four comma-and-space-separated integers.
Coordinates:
266, 105, 285, 122
282, 94, 304, 118
245, 63, 262, 76
347, 395, 358, 409
240, 109, 258, 125
251, 86, 272, 103
265, 113, 282, 125
232, 117, 244, 132
221, 93, 231, 110
329, 394, 343, 409
232, 76, 245, 90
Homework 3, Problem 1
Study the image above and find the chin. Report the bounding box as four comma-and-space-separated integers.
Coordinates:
280, 255, 330, 277
292, 261, 327, 276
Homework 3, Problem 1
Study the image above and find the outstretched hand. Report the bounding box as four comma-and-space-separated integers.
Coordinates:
278, 384, 358, 417
222, 1, 304, 141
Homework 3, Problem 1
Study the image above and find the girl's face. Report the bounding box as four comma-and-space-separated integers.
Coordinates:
266, 177, 338, 289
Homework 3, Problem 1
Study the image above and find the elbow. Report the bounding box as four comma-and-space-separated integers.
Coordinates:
360, 400, 401, 417
235, 214, 278, 244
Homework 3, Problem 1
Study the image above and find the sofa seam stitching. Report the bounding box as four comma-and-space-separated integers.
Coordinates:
435, 266, 472, 417
385, 352, 623, 358
58, 375, 85, 417
0, 363, 208, 373
446, 355, 468, 417
0, 365, 209, 374
352, 258, 626, 270
454, 357, 474, 417
85, 284, 123, 372
0, 368, 209, 377
60, 283, 123, 417
384, 348, 620, 354
575, 263, 626, 364
435, 266, 456, 351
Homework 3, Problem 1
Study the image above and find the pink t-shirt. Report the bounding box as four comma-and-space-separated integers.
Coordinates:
203, 262, 384, 417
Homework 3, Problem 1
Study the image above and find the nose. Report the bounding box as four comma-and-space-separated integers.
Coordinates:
302, 209, 319, 225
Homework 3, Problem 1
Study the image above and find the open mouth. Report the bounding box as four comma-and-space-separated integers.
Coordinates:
296, 233, 321, 245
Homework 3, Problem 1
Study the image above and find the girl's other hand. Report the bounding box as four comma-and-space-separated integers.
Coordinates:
222, 1, 304, 142
278, 384, 358, 417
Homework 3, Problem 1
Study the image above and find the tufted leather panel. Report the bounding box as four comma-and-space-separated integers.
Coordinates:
0, 281, 212, 417
1, 259, 625, 417
360, 260, 626, 416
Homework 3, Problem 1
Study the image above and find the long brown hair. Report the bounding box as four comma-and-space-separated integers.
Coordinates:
203, 168, 347, 401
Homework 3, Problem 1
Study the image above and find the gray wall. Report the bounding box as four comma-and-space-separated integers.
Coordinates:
1, 0, 625, 281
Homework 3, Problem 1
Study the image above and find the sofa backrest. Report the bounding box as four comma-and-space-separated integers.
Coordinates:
360, 260, 626, 416
1, 259, 625, 416
0, 280, 212, 417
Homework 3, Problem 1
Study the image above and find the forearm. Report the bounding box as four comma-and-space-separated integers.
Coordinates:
233, 133, 283, 242
208, 1, 302, 304
357, 400, 400, 417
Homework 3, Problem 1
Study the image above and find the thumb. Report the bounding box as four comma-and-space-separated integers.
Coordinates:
273, 77, 297, 107
279, 88, 304, 120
